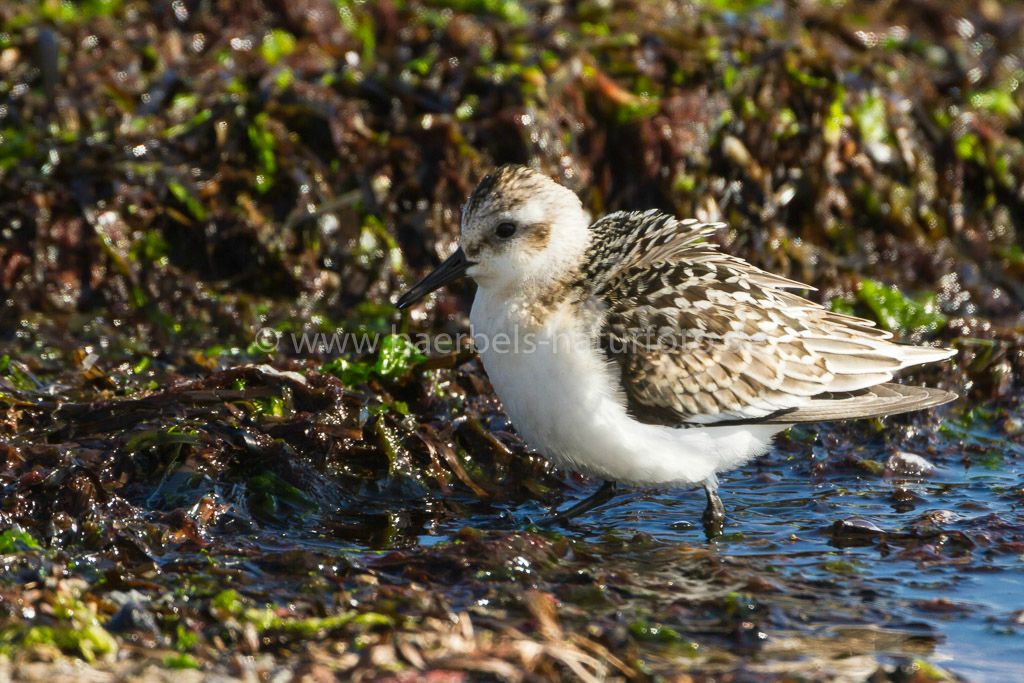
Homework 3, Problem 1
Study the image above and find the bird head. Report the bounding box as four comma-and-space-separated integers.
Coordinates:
397, 165, 590, 309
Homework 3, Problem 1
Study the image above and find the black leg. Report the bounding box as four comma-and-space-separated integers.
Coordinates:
702, 483, 725, 539
540, 480, 618, 527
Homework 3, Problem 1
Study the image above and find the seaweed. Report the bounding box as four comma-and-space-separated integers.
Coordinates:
1, 0, 1023, 679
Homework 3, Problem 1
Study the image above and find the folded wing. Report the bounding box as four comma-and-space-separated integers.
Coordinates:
583, 211, 956, 426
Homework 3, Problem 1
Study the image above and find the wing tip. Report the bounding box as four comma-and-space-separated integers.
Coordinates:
757, 383, 958, 424
895, 345, 957, 370
914, 385, 959, 409
850, 382, 959, 415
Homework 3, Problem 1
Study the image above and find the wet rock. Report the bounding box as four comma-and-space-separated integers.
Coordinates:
885, 451, 936, 477
891, 485, 927, 512
105, 601, 159, 635
914, 598, 971, 614
831, 518, 887, 547
1003, 415, 1023, 435
912, 510, 958, 529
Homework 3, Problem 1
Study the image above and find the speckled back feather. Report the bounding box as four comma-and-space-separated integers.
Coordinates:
577, 211, 956, 426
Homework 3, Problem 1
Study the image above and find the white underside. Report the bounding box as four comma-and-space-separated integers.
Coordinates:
470, 291, 786, 487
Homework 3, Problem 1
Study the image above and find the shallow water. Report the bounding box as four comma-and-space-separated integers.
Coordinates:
423, 421, 1024, 681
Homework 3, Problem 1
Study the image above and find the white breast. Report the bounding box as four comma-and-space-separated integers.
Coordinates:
469, 291, 784, 486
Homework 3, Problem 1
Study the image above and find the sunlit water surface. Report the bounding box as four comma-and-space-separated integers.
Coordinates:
421, 426, 1024, 682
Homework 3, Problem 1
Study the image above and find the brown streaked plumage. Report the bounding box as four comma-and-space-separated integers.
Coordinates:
520, 220, 553, 252
464, 165, 550, 218
575, 210, 956, 427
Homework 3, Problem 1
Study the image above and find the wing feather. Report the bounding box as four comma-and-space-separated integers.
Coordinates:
758, 385, 958, 423
582, 211, 956, 426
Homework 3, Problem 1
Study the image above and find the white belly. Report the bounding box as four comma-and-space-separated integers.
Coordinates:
470, 293, 783, 486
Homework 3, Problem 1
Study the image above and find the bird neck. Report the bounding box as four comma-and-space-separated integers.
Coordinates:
473, 262, 590, 335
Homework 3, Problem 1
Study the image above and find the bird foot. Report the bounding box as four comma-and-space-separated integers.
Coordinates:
702, 484, 725, 540
540, 480, 617, 527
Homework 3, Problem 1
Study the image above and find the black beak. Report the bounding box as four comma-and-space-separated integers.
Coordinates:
396, 247, 473, 309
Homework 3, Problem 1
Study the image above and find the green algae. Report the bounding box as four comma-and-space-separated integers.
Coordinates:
167, 181, 208, 222
12, 595, 118, 663
162, 653, 201, 669
210, 589, 393, 637
0, 529, 41, 554
260, 29, 297, 66
429, 0, 529, 26
247, 113, 278, 194
851, 92, 890, 150
857, 279, 948, 336
321, 333, 426, 387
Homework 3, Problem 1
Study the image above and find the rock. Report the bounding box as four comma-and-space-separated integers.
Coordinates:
104, 601, 159, 635
831, 518, 887, 547
885, 451, 935, 477
1003, 415, 1023, 435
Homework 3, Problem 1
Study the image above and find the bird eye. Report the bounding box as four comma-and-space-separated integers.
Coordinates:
495, 222, 517, 239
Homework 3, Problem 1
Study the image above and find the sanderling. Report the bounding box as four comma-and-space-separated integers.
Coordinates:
397, 165, 956, 536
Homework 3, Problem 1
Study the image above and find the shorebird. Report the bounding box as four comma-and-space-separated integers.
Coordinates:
397, 165, 956, 536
